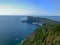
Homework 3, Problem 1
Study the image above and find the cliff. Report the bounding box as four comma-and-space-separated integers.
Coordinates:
19, 23, 60, 45
22, 16, 60, 26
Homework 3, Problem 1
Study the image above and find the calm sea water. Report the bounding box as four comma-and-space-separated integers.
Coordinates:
0, 16, 60, 45
0, 16, 37, 45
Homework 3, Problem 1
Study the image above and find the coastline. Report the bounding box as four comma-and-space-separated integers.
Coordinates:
19, 16, 60, 45
19, 23, 60, 45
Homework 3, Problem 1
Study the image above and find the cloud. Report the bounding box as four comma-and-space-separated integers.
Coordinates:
0, 5, 29, 15
0, 5, 60, 16
0, 5, 47, 15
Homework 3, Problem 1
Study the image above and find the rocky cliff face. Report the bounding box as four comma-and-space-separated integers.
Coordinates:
19, 23, 60, 45
26, 16, 60, 23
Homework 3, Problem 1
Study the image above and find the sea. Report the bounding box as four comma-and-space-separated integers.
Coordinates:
0, 16, 60, 45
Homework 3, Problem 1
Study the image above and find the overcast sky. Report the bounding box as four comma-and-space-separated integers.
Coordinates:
0, 0, 60, 16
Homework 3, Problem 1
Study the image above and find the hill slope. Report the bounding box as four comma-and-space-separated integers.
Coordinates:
19, 23, 60, 45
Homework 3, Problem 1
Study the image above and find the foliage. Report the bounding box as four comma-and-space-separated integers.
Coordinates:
19, 23, 60, 45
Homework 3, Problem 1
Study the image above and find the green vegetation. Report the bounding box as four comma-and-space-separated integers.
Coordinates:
20, 16, 60, 45
19, 23, 60, 45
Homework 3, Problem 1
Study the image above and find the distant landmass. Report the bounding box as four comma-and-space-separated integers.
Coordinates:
22, 16, 59, 26
19, 16, 60, 45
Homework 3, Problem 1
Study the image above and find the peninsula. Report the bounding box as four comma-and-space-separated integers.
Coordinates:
22, 16, 59, 26
19, 16, 60, 45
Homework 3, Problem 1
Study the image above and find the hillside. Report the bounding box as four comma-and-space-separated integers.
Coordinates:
19, 23, 60, 45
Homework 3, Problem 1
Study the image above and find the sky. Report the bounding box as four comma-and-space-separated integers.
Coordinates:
0, 0, 60, 16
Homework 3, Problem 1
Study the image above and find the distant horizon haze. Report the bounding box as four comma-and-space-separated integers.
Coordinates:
0, 0, 60, 15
